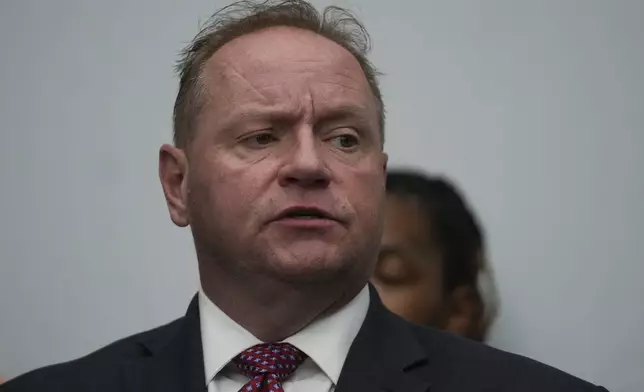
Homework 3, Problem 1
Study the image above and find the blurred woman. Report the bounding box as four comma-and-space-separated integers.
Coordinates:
373, 169, 499, 341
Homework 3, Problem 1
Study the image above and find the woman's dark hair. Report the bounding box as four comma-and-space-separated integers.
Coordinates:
386, 169, 484, 293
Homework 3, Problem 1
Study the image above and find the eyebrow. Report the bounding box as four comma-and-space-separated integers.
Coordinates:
315, 103, 374, 124
220, 103, 375, 131
216, 107, 278, 134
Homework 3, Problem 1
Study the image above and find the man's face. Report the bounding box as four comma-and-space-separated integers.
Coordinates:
164, 27, 386, 284
372, 195, 445, 326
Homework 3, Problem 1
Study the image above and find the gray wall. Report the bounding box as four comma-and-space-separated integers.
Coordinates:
1, 1, 642, 390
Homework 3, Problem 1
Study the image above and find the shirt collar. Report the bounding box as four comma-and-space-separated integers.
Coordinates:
285, 285, 369, 384
199, 285, 370, 386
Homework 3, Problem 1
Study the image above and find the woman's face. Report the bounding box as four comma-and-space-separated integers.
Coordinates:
372, 195, 446, 326
372, 194, 485, 340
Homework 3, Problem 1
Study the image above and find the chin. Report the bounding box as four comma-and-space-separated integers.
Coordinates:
266, 243, 350, 282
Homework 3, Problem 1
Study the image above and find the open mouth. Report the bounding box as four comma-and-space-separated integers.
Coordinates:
275, 207, 336, 221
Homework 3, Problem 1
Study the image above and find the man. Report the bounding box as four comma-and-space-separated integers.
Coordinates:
373, 170, 499, 341
2, 1, 607, 391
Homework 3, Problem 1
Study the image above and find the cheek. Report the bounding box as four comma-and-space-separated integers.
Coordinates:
189, 158, 268, 220
381, 288, 434, 323
374, 279, 444, 325
337, 160, 386, 213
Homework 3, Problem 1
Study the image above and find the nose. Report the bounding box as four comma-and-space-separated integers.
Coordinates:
278, 127, 330, 189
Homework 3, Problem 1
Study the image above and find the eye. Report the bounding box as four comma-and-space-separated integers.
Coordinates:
329, 132, 359, 150
374, 251, 411, 285
242, 131, 277, 149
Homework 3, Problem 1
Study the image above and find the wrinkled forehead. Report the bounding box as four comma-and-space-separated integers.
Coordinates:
201, 27, 377, 121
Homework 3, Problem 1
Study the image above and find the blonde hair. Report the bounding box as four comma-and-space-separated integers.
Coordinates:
173, 0, 384, 148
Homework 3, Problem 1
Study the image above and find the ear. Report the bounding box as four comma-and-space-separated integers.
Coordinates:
443, 285, 485, 341
381, 152, 388, 174
159, 144, 190, 227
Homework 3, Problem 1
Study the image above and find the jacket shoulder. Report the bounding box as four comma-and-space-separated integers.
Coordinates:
409, 324, 608, 391
1, 317, 184, 392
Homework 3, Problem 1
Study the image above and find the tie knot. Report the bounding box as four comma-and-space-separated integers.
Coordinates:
233, 342, 306, 382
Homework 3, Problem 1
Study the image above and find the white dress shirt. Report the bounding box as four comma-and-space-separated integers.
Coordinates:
199, 286, 370, 392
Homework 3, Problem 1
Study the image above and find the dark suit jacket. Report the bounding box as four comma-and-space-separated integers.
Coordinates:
2, 287, 608, 392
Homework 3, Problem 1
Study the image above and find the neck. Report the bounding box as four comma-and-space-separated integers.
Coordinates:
199, 261, 365, 342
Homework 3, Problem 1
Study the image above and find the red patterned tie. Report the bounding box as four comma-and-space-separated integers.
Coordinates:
233, 342, 307, 392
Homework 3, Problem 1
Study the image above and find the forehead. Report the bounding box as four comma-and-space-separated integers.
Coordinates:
201, 27, 376, 121
382, 195, 433, 247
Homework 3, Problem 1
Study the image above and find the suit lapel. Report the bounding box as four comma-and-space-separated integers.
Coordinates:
122, 295, 205, 392
120, 287, 436, 392
335, 285, 432, 392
